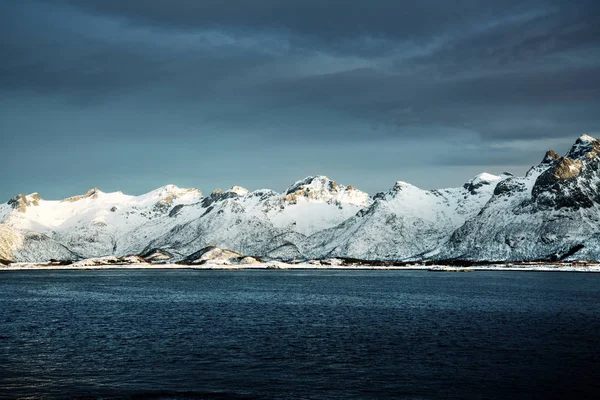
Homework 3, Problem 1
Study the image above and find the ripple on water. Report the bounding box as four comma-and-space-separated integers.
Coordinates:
0, 270, 599, 399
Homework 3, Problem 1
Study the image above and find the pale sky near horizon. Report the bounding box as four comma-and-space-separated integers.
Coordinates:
2, 0, 599, 200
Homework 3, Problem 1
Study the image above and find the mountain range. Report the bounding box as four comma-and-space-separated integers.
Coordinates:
2, 135, 600, 263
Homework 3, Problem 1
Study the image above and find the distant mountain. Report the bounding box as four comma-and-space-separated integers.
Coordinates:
440, 134, 600, 261
300, 173, 506, 260
2, 135, 600, 262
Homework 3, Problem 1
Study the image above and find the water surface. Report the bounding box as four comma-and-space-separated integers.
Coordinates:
1, 270, 599, 399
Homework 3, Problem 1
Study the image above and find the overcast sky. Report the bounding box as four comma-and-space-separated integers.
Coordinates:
2, 0, 599, 199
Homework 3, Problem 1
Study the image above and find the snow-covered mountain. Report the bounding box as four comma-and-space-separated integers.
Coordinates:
299, 173, 506, 260
0, 176, 370, 261
440, 134, 600, 261
2, 135, 600, 262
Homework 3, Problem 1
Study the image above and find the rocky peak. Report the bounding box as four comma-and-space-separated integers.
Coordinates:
553, 157, 583, 180
61, 188, 102, 203
209, 186, 248, 197
566, 134, 600, 160
283, 176, 368, 205
151, 186, 202, 212
202, 187, 244, 208
541, 149, 561, 164
463, 173, 502, 194
285, 176, 338, 195
532, 154, 594, 211
247, 189, 278, 201
379, 181, 417, 200
8, 193, 42, 213
391, 181, 413, 192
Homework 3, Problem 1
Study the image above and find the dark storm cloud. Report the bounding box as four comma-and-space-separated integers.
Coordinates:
0, 2, 282, 103
1, 0, 600, 198
63, 0, 545, 41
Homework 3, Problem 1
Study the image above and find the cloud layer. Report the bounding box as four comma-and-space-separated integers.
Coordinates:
1, 0, 599, 198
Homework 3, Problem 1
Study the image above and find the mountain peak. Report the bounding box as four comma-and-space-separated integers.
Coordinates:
462, 173, 502, 194
146, 184, 180, 197
86, 188, 102, 197
7, 193, 42, 213
566, 134, 600, 160
578, 133, 597, 142
380, 181, 419, 199
282, 175, 369, 206
541, 149, 561, 164
227, 186, 249, 196
146, 185, 203, 199
285, 175, 334, 195
467, 172, 502, 185
61, 188, 103, 203
209, 186, 248, 198
160, 184, 180, 192
392, 181, 415, 190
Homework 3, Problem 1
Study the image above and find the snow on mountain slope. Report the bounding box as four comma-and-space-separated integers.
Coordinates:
259, 176, 371, 236
142, 187, 308, 259
3, 136, 600, 263
440, 135, 600, 261
141, 177, 371, 259
0, 224, 78, 262
182, 246, 262, 265
299, 173, 503, 260
1, 185, 204, 258
0, 176, 368, 261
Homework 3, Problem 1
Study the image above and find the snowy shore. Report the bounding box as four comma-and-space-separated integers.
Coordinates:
2, 262, 600, 273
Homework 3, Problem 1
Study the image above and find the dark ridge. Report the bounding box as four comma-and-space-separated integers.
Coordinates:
183, 246, 220, 262
139, 248, 175, 259
200, 205, 214, 217
549, 244, 586, 261
169, 204, 184, 217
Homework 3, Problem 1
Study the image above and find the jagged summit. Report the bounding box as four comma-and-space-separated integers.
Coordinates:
4, 134, 600, 263
540, 135, 598, 166
532, 135, 600, 187
463, 173, 502, 194
7, 193, 42, 212
283, 175, 369, 206
372, 181, 418, 201
208, 186, 249, 197
61, 188, 103, 203
541, 149, 561, 164
390, 180, 416, 192
285, 175, 335, 194
566, 134, 600, 160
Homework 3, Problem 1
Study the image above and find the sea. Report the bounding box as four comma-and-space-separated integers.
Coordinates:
1, 269, 599, 399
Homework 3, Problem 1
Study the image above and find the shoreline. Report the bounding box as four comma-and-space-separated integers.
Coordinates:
1, 263, 600, 273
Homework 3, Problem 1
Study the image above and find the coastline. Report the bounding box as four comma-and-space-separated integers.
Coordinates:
2, 263, 600, 273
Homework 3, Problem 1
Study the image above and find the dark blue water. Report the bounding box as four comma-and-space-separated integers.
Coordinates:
1, 270, 599, 399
